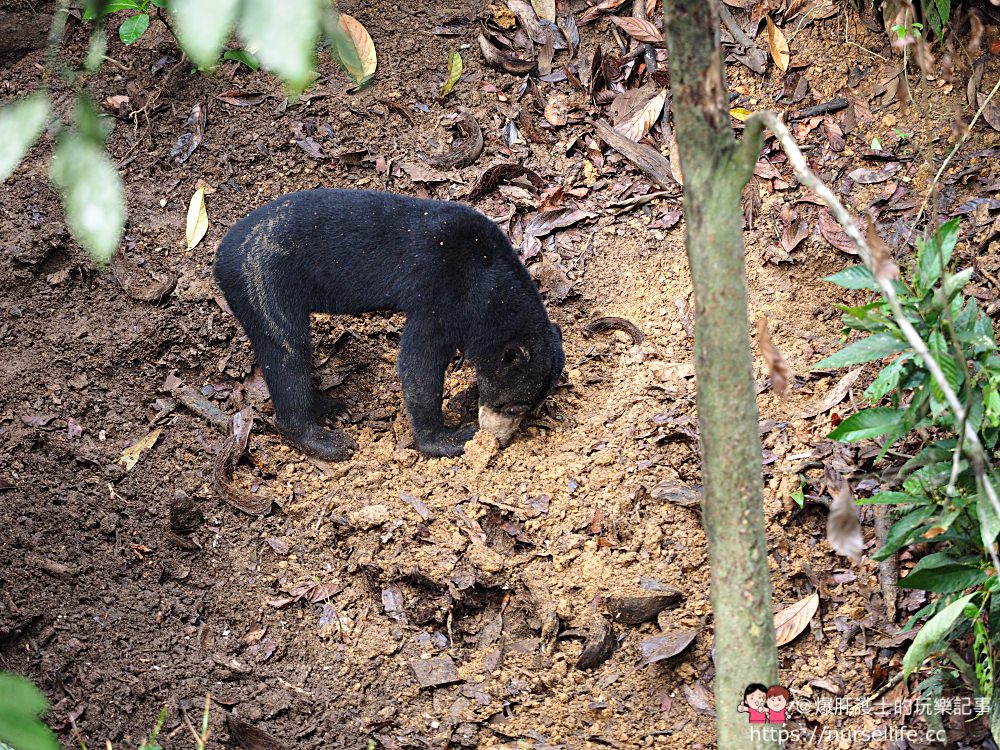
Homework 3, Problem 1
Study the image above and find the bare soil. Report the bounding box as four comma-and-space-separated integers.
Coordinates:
2, 1, 1000, 749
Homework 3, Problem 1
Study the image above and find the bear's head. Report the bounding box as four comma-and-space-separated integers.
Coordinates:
476, 322, 564, 445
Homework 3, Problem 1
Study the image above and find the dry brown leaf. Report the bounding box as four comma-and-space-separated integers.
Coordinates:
819, 210, 858, 255
119, 428, 162, 471
765, 16, 790, 72
864, 216, 898, 282
827, 484, 863, 563
338, 13, 377, 85
615, 88, 667, 142
797, 368, 864, 418
577, 0, 629, 25
610, 16, 663, 44
756, 317, 792, 397
543, 92, 568, 126
774, 591, 819, 647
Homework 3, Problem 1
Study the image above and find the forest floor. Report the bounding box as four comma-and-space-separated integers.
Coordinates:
2, 1, 1000, 748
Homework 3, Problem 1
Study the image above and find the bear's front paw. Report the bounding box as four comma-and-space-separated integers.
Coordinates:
415, 425, 478, 457
286, 424, 357, 461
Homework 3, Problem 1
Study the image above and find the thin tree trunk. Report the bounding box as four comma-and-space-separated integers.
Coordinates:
662, 2, 781, 748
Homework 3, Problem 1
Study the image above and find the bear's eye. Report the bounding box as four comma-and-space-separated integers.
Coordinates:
502, 404, 529, 417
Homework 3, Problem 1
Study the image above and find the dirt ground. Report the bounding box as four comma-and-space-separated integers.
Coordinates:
2, 1, 1000, 748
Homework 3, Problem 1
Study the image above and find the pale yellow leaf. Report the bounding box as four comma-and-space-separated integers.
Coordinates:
338, 13, 377, 84
440, 50, 463, 99
119, 427, 162, 471
774, 591, 819, 647
730, 107, 752, 121
186, 186, 208, 250
530, 0, 555, 22
766, 16, 790, 72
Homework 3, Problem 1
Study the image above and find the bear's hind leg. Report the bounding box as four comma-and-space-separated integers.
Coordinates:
253, 333, 357, 462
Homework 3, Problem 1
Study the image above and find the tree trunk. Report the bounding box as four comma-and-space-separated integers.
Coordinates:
662, 2, 781, 748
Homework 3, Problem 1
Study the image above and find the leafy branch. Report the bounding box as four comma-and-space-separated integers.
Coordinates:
743, 110, 1000, 559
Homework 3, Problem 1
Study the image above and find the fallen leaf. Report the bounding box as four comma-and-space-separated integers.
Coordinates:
797, 368, 864, 418
606, 593, 681, 624
186, 187, 208, 250
615, 88, 667, 142
21, 414, 57, 427
543, 92, 568, 126
466, 163, 544, 199
774, 591, 819, 646
848, 163, 900, 184
610, 16, 663, 43
214, 91, 268, 106
578, 0, 629, 25
479, 33, 535, 74
531, 0, 555, 22
756, 316, 792, 396
119, 427, 162, 471
439, 50, 463, 99
639, 629, 697, 666
730, 107, 752, 121
765, 16, 790, 72
290, 121, 325, 159
827, 484, 863, 563
576, 618, 617, 669
411, 656, 460, 688
225, 715, 288, 750
819, 210, 859, 255
169, 102, 206, 165
337, 14, 377, 86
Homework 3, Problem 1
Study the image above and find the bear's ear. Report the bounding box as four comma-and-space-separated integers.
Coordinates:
502, 342, 530, 366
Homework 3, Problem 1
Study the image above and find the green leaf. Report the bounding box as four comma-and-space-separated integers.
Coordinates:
943, 267, 973, 300
0, 673, 59, 750
50, 132, 126, 264
171, 0, 240, 70
119, 12, 150, 44
83, 0, 142, 19
856, 491, 926, 505
903, 593, 977, 677
813, 332, 909, 369
865, 355, 910, 403
0, 93, 50, 182
872, 506, 934, 561
223, 49, 260, 71
824, 265, 879, 290
898, 552, 989, 592
240, 0, 322, 93
917, 217, 960, 291
440, 50, 463, 98
977, 489, 1000, 552
828, 408, 902, 442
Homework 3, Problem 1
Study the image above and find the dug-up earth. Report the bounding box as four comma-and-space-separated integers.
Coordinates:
2, 1, 1000, 749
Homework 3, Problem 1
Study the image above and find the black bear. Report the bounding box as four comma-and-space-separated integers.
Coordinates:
213, 189, 564, 460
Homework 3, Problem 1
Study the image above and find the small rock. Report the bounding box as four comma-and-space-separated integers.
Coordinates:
347, 504, 392, 530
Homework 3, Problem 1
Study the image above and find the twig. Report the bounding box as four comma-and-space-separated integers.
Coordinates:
717, 2, 754, 48
746, 110, 1000, 570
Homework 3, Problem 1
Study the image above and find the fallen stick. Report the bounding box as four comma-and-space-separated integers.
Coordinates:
593, 119, 681, 194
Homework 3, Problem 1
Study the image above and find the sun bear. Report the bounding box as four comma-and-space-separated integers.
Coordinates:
213, 189, 564, 460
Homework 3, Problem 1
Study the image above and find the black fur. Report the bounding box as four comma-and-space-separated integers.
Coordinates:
213, 189, 564, 460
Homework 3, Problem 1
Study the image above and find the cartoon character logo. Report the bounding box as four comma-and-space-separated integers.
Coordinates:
766, 685, 790, 724
737, 683, 769, 723
739, 684, 791, 724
